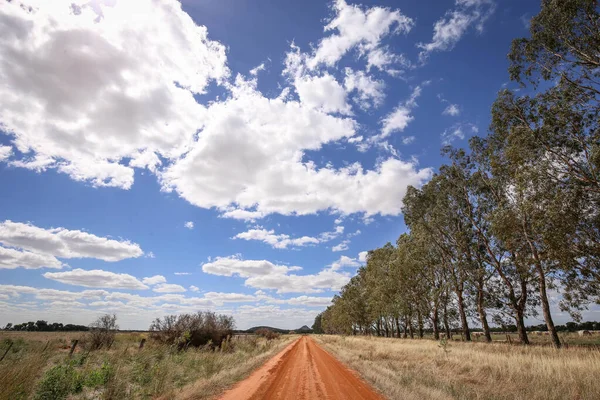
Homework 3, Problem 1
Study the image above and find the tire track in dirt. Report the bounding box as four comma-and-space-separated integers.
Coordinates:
218, 336, 383, 400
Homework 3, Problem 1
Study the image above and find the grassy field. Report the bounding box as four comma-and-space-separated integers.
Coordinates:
0, 331, 296, 400
314, 334, 600, 400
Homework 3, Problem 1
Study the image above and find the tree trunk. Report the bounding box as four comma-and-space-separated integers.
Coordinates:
432, 307, 440, 340
515, 309, 529, 344
456, 289, 471, 341
516, 275, 530, 345
417, 309, 424, 339
535, 264, 561, 348
476, 280, 492, 343
443, 300, 451, 339
395, 317, 401, 338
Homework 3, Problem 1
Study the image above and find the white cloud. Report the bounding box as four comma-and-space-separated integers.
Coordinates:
202, 255, 351, 294
442, 122, 479, 144
175, 272, 192, 276
0, 247, 64, 269
43, 268, 148, 290
330, 255, 360, 271
189, 285, 200, 292
294, 73, 352, 115
402, 136, 415, 145
305, 0, 414, 71
332, 240, 350, 252
161, 82, 432, 219
0, 1, 432, 223
152, 283, 186, 293
203, 292, 257, 305
344, 68, 385, 109
202, 256, 299, 278
284, 296, 332, 307
418, 0, 496, 61
184, 221, 194, 229
234, 228, 320, 249
358, 251, 368, 262
0, 0, 228, 188
249, 63, 266, 76
234, 225, 345, 250
443, 104, 460, 116
0, 220, 143, 262
379, 85, 422, 139
142, 275, 167, 285
0, 145, 12, 162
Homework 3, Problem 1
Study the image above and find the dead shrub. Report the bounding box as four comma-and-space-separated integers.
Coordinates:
255, 328, 280, 341
149, 311, 234, 350
86, 314, 118, 350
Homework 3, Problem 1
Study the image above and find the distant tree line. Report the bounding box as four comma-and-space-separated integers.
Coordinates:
3, 321, 89, 332
320, 0, 600, 349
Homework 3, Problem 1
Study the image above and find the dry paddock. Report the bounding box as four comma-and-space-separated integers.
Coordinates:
314, 335, 600, 400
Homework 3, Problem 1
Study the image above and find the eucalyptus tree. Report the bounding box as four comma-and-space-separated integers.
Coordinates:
404, 177, 473, 341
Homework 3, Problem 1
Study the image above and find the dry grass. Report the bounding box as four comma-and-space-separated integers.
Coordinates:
0, 331, 296, 400
314, 335, 600, 400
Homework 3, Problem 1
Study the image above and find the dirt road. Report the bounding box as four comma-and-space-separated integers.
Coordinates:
218, 336, 383, 400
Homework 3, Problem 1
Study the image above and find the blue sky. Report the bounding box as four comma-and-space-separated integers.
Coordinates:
1, 0, 578, 330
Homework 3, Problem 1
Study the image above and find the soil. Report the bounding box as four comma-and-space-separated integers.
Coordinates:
218, 336, 384, 400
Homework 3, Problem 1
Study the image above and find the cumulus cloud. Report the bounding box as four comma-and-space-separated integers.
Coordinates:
0, 247, 64, 269
142, 275, 167, 285
43, 268, 149, 290
379, 85, 423, 139
0, 1, 432, 223
0, 221, 143, 266
0, 0, 228, 188
234, 228, 319, 249
0, 145, 12, 162
233, 225, 345, 250
330, 255, 360, 270
358, 251, 369, 262
332, 240, 350, 252
152, 283, 186, 293
418, 0, 496, 61
305, 0, 414, 71
184, 221, 194, 229
344, 68, 385, 109
202, 255, 351, 293
189, 285, 200, 292
294, 73, 352, 115
161, 82, 431, 219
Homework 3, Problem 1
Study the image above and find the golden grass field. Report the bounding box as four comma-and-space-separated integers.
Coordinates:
0, 331, 296, 400
314, 334, 600, 400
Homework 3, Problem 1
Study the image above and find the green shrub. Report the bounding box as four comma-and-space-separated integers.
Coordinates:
34, 363, 84, 400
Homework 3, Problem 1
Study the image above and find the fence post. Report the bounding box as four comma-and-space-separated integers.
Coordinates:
0, 342, 13, 362
69, 340, 78, 357
139, 338, 146, 350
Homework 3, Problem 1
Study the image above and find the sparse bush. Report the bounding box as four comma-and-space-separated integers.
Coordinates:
255, 328, 280, 340
34, 362, 84, 400
149, 311, 234, 350
87, 314, 118, 350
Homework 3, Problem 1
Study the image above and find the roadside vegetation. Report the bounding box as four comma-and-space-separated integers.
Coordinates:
0, 313, 294, 400
316, 335, 600, 400
318, 0, 600, 350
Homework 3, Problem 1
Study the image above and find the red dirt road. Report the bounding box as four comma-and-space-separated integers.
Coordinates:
219, 336, 384, 400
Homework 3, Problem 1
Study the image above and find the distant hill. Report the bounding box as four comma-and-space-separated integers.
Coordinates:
243, 325, 313, 334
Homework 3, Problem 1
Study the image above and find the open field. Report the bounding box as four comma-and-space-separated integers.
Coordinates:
314, 335, 600, 400
408, 332, 600, 348
0, 331, 296, 400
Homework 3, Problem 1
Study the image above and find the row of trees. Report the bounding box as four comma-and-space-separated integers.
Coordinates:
3, 321, 89, 332
319, 0, 600, 348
